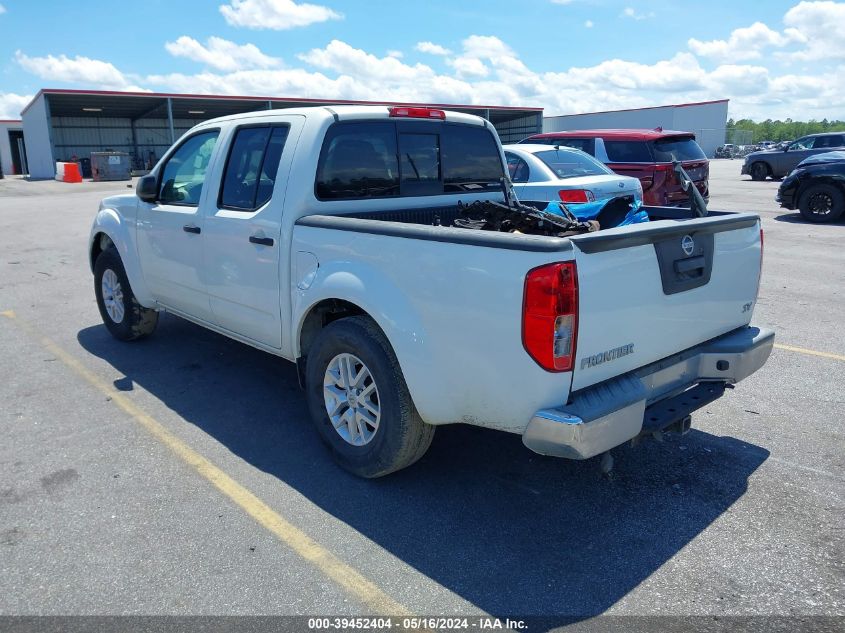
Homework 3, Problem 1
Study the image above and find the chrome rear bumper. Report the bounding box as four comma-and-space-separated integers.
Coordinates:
522, 326, 774, 459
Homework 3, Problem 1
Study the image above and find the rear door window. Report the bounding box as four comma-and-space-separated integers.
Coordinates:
652, 137, 706, 162
315, 123, 399, 199
604, 140, 653, 163
220, 125, 290, 210
505, 153, 530, 182
815, 135, 845, 149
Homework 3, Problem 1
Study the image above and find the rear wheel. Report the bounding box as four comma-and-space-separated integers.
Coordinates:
750, 162, 769, 181
799, 184, 845, 223
305, 316, 435, 478
94, 247, 158, 341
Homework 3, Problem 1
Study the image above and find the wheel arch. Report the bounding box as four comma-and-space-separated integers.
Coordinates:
292, 262, 448, 425
297, 298, 369, 360
88, 208, 155, 307
752, 160, 772, 176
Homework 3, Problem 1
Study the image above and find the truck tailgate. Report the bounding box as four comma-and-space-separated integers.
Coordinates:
568, 213, 762, 392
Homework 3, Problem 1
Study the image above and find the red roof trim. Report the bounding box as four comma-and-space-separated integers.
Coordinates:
546, 99, 729, 119
20, 88, 543, 117
0, 119, 22, 124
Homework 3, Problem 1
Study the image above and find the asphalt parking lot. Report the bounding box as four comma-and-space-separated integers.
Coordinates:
0, 160, 843, 628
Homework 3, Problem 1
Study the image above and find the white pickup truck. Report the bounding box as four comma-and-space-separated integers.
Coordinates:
88, 105, 773, 477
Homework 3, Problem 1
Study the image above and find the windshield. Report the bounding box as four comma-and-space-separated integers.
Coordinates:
652, 137, 706, 161
534, 149, 611, 179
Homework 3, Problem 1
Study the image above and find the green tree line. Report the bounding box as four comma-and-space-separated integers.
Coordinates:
727, 118, 845, 143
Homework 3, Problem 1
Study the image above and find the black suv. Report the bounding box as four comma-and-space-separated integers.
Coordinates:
777, 154, 845, 223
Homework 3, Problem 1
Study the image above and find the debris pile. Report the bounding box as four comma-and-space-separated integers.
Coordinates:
454, 199, 599, 237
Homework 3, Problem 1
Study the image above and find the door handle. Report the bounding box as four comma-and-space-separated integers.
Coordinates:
183, 224, 201, 234
249, 235, 274, 246
674, 255, 705, 276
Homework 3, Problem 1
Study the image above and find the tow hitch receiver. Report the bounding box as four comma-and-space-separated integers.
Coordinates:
640, 382, 727, 435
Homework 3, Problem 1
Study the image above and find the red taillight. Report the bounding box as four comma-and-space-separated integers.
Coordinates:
558, 189, 595, 204
388, 106, 446, 120
522, 262, 579, 372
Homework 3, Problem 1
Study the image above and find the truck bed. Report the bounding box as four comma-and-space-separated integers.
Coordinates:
295, 203, 762, 416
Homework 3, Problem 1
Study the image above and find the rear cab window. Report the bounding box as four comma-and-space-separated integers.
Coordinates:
315, 120, 504, 200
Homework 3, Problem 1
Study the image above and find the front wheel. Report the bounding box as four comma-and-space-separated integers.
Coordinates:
750, 162, 769, 181
305, 316, 435, 478
799, 184, 845, 223
94, 247, 158, 341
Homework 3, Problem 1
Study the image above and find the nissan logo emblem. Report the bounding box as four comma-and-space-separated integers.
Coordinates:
681, 235, 695, 256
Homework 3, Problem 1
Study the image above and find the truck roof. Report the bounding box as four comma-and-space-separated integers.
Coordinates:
195, 104, 487, 127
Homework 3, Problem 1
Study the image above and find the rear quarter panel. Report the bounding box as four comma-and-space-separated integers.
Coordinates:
291, 225, 577, 432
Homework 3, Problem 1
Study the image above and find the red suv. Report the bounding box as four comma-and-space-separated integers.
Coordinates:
520, 129, 709, 207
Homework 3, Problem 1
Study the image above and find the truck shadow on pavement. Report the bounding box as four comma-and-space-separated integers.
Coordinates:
78, 317, 769, 626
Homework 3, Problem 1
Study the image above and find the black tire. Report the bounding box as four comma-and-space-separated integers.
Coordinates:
305, 316, 435, 478
799, 183, 845, 223
750, 162, 769, 181
94, 247, 158, 341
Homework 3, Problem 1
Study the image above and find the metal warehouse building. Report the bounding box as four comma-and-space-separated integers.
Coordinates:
20, 88, 544, 180
543, 99, 729, 158
0, 120, 25, 177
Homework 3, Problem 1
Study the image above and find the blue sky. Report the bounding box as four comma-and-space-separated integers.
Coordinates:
1, 0, 843, 120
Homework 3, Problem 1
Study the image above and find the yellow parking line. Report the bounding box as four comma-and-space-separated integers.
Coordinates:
0, 309, 411, 616
774, 343, 845, 362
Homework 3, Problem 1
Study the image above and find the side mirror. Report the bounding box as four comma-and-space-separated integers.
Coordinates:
136, 175, 158, 203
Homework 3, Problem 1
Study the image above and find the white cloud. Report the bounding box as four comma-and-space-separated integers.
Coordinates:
165, 36, 282, 71
0, 92, 31, 119
415, 41, 452, 56
386, 50, 403, 59
450, 56, 489, 78
780, 0, 845, 61
689, 22, 796, 62
585, 20, 594, 28
13, 51, 146, 91
0, 4, 7, 15
219, 0, 341, 30
688, 2, 845, 64
298, 40, 436, 83
461, 35, 515, 59
621, 7, 654, 20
